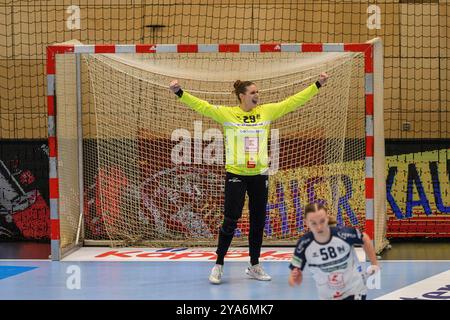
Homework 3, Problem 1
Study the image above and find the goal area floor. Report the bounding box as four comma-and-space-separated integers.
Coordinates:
0, 247, 449, 300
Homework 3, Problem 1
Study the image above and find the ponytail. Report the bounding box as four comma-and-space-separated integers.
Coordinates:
232, 80, 254, 102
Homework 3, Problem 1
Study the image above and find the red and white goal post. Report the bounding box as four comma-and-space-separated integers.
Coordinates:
47, 38, 387, 260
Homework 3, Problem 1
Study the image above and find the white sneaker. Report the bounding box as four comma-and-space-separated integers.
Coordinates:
209, 264, 223, 284
245, 263, 272, 281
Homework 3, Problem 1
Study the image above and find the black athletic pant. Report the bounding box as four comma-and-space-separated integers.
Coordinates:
215, 172, 269, 266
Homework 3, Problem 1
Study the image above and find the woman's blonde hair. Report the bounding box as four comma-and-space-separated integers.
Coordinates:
304, 202, 337, 226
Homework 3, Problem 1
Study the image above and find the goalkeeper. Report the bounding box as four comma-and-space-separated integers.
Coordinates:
169, 73, 328, 284
288, 203, 380, 300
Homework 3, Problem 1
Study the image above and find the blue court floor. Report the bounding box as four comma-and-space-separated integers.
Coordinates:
1, 260, 450, 300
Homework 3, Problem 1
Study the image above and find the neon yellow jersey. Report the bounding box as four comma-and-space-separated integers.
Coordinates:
178, 83, 319, 176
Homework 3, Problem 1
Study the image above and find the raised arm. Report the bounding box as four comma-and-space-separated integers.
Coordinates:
265, 73, 329, 121
169, 80, 225, 123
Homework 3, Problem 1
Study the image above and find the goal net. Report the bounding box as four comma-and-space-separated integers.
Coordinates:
49, 41, 387, 259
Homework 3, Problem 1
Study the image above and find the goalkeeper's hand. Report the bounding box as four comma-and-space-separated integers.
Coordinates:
169, 79, 181, 94
318, 72, 329, 86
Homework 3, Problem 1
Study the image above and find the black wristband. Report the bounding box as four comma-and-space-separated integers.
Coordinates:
315, 81, 322, 89
175, 88, 183, 97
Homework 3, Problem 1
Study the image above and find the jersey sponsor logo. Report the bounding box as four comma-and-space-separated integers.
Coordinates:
247, 159, 256, 168
224, 121, 270, 127
320, 262, 349, 273
337, 245, 346, 254
238, 129, 265, 134
337, 231, 357, 240
245, 137, 259, 152
295, 237, 312, 253
309, 250, 351, 273
328, 272, 345, 289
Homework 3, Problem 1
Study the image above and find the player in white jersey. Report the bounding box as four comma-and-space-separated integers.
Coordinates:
288, 203, 380, 300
